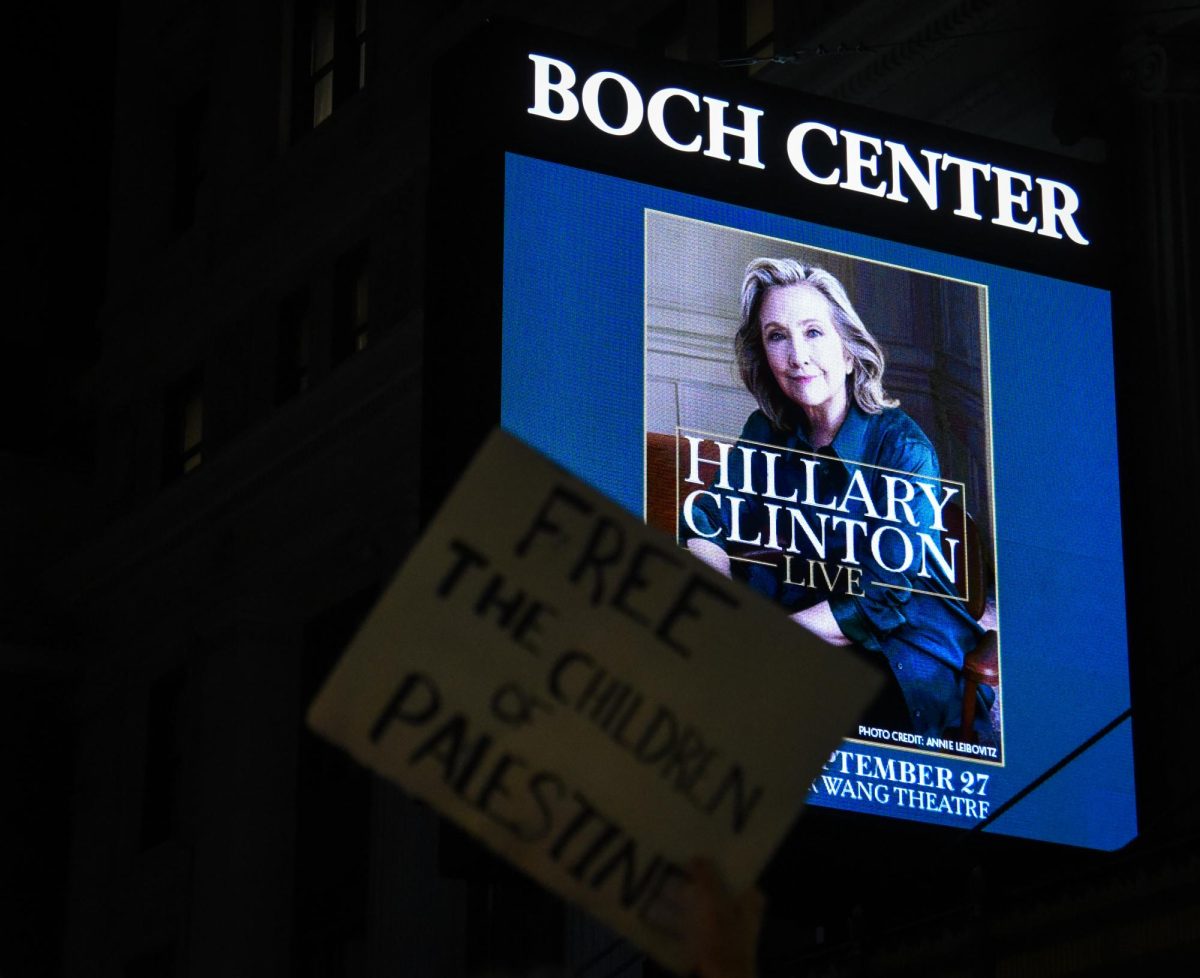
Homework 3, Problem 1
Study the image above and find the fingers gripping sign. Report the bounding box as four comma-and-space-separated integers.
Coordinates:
682, 858, 765, 978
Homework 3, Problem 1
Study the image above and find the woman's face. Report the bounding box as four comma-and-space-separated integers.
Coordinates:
759, 284, 853, 416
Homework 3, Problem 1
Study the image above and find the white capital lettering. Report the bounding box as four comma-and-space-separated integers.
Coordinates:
786, 121, 840, 185
647, 87, 703, 152
916, 481, 958, 533
682, 490, 723, 538
839, 129, 887, 197
1035, 177, 1090, 245
940, 154, 992, 221
580, 70, 643, 136
871, 525, 914, 574
884, 140, 941, 210
527, 54, 579, 122
991, 165, 1038, 232
702, 97, 766, 169
684, 436, 733, 490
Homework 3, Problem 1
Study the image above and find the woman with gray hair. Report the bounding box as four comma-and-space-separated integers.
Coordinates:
681, 258, 990, 740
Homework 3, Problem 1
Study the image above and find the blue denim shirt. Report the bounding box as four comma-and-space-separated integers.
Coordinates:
680, 405, 988, 737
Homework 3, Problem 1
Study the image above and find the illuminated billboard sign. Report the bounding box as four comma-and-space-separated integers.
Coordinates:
426, 23, 1135, 851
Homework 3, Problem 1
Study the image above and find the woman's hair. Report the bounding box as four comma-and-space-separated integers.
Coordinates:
735, 258, 898, 429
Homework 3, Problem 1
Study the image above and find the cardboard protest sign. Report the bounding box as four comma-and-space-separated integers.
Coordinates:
307, 428, 883, 972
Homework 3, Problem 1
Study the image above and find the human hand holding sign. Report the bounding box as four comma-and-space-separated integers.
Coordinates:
682, 858, 765, 978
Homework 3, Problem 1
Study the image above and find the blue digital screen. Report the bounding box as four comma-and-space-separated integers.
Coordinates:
501, 151, 1134, 850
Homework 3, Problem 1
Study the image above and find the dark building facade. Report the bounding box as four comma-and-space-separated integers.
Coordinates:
3, 1, 1198, 976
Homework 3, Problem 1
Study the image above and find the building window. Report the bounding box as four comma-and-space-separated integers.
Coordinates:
713, 0, 774, 68
294, 588, 378, 978
332, 243, 369, 365
745, 0, 774, 58
125, 942, 177, 978
162, 368, 204, 483
294, 0, 368, 136
171, 89, 208, 235
353, 0, 367, 92
637, 1, 687, 60
276, 287, 313, 404
141, 669, 187, 849
739, 0, 775, 75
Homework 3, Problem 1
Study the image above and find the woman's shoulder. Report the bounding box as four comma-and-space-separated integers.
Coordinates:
873, 406, 931, 442
869, 407, 938, 471
740, 409, 776, 441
